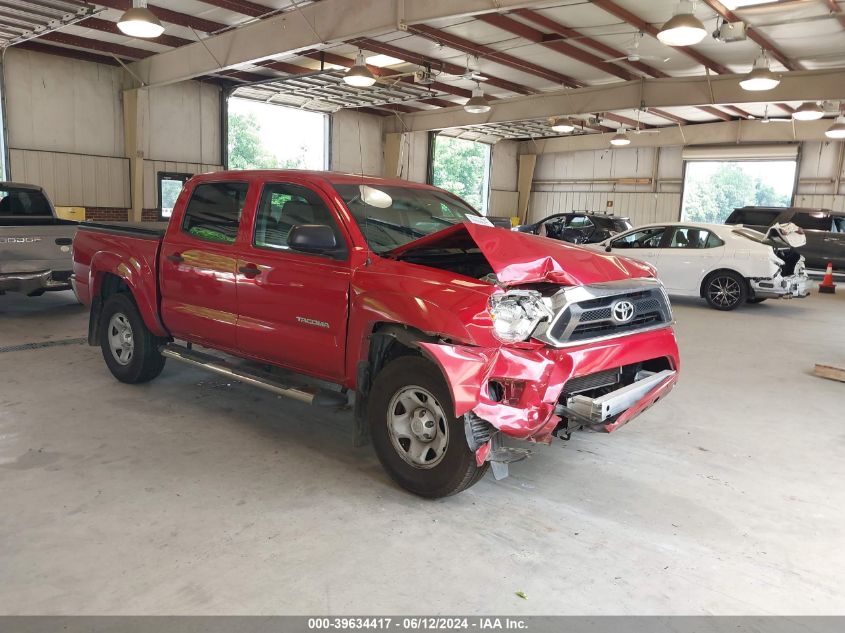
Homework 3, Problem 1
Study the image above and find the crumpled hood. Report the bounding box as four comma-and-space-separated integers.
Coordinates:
387, 221, 655, 286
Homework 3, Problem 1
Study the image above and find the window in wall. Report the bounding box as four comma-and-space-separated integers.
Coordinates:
681, 160, 796, 224
158, 172, 192, 219
227, 98, 327, 171
430, 135, 491, 214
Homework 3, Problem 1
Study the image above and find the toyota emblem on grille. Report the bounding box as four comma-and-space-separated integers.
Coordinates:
611, 300, 635, 324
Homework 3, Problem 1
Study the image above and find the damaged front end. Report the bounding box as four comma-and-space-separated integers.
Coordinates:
419, 278, 679, 479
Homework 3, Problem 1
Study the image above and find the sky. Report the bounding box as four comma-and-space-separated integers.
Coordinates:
228, 98, 327, 169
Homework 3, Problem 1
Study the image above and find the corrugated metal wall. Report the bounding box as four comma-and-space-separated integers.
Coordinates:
9, 148, 130, 208
528, 191, 681, 226
793, 194, 845, 211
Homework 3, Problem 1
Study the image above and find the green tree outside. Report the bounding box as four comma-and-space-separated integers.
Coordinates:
228, 111, 307, 170
683, 162, 791, 223
431, 136, 490, 212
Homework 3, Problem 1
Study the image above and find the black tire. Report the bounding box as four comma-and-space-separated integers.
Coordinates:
747, 297, 767, 304
368, 355, 488, 498
99, 293, 166, 383
704, 270, 748, 311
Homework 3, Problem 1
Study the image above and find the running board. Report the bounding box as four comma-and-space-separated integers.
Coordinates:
160, 343, 348, 407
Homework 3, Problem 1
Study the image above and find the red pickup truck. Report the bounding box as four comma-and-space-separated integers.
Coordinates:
73, 170, 680, 497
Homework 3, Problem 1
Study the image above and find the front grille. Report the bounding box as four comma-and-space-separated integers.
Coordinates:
542, 282, 672, 346
563, 368, 620, 395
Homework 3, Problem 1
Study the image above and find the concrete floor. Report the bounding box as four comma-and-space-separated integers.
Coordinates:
1, 288, 843, 615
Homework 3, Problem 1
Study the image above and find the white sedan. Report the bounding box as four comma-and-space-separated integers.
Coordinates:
590, 222, 810, 310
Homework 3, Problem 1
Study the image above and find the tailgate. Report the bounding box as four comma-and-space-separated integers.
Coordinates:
0, 223, 78, 274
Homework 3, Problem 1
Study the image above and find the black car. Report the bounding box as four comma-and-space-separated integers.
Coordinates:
724, 206, 845, 271
515, 212, 633, 244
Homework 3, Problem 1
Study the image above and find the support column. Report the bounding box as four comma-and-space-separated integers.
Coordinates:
517, 153, 537, 224
123, 88, 147, 222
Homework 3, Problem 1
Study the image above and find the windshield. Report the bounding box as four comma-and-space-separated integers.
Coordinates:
334, 183, 480, 253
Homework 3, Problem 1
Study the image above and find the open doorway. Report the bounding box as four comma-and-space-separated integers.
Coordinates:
681, 160, 797, 224
430, 135, 491, 214
227, 98, 328, 171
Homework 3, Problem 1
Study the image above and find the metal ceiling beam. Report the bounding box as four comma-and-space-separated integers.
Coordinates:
14, 39, 122, 65
473, 13, 638, 82
350, 36, 530, 95
826, 0, 845, 30
521, 118, 838, 154
701, 0, 801, 71
194, 0, 275, 18
408, 23, 582, 88
127, 0, 556, 87
38, 31, 155, 59
590, 0, 755, 119
92, 0, 228, 34
384, 67, 845, 133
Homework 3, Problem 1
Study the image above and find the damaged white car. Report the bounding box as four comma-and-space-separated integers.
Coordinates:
591, 222, 809, 310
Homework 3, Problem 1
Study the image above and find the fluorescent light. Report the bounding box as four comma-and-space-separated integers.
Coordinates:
117, 2, 164, 39
365, 54, 403, 68
344, 51, 376, 87
825, 116, 845, 139
610, 130, 631, 146
792, 102, 824, 121
550, 118, 575, 133
657, 2, 707, 47
464, 85, 491, 114
739, 52, 780, 91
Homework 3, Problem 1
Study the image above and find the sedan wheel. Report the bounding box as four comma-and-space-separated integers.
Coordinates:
705, 271, 747, 311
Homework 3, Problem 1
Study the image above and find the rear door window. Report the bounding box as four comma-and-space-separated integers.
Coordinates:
181, 182, 249, 244
790, 212, 833, 231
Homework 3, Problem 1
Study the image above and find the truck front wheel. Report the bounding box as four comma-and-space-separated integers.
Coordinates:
368, 356, 488, 498
99, 293, 166, 384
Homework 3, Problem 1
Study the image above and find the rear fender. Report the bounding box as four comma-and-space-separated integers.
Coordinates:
89, 251, 168, 337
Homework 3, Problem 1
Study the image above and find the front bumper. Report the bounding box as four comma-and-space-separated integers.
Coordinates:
0, 270, 72, 294
419, 325, 680, 462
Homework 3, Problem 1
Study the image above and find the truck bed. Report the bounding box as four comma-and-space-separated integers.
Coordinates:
80, 221, 168, 238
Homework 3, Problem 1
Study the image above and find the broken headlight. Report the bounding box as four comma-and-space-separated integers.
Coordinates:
489, 290, 554, 344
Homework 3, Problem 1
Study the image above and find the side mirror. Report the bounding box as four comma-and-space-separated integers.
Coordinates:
288, 224, 339, 255
605, 243, 612, 252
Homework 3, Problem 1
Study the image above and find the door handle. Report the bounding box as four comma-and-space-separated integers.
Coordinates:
166, 253, 184, 263
239, 264, 261, 277
55, 237, 73, 246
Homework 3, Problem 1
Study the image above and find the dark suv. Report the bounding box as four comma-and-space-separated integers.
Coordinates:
515, 212, 633, 244
724, 207, 845, 270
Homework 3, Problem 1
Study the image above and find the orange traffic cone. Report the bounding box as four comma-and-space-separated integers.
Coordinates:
819, 262, 836, 294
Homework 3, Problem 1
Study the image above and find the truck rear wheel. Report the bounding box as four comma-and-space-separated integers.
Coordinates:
368, 356, 488, 498
99, 293, 166, 384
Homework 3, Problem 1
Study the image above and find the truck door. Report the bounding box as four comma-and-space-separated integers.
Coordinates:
159, 181, 250, 351
234, 180, 351, 382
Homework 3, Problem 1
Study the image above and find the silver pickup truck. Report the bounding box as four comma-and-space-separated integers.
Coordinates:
0, 182, 77, 296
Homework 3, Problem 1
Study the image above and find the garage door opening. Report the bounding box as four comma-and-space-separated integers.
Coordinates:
430, 135, 491, 214
681, 147, 797, 224
227, 98, 328, 171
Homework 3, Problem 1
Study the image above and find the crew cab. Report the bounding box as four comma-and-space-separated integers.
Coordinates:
1, 182, 77, 295
72, 170, 680, 497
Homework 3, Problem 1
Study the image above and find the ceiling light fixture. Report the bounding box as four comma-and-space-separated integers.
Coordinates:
550, 118, 575, 133
657, 1, 707, 47
739, 51, 780, 91
344, 51, 377, 87
117, 0, 164, 38
825, 115, 845, 139
464, 82, 491, 114
610, 129, 631, 146
792, 102, 824, 121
